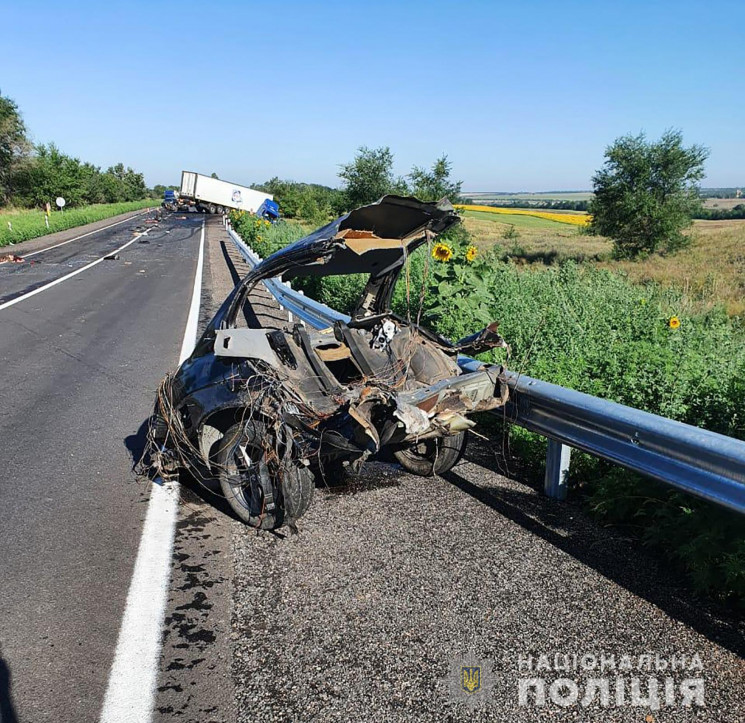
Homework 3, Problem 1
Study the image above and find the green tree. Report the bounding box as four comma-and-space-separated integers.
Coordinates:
256, 177, 344, 220
408, 154, 462, 202
210, 172, 219, 179
0, 89, 31, 205
14, 143, 89, 207
338, 146, 408, 208
590, 130, 709, 257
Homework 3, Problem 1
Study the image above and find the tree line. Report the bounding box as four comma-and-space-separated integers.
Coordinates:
462, 198, 591, 211
3, 82, 718, 260
254, 146, 463, 227
693, 205, 745, 220
1, 89, 150, 209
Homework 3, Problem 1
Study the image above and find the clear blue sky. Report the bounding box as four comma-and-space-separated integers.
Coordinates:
3, 0, 743, 191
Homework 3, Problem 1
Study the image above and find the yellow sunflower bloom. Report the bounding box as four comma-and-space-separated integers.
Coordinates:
432, 242, 453, 262
466, 245, 478, 262
668, 316, 681, 329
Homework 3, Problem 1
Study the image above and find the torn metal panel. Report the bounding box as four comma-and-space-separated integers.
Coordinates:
214, 328, 280, 366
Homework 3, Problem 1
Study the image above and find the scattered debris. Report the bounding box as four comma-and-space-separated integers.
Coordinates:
0, 253, 24, 264
103, 253, 119, 260
147, 196, 510, 531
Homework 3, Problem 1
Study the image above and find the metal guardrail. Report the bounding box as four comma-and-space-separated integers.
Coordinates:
227, 224, 349, 328
225, 220, 745, 515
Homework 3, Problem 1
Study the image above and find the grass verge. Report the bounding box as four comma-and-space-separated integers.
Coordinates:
0, 200, 155, 248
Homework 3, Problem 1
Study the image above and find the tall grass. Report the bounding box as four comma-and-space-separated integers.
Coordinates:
0, 200, 154, 247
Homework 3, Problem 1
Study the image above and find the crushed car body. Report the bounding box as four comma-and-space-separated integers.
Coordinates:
150, 195, 509, 529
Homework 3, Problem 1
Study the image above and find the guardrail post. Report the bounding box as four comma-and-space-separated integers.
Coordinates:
545, 439, 571, 500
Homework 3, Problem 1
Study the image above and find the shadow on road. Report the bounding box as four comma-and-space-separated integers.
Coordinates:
124, 417, 150, 471
444, 453, 745, 660
0, 644, 19, 723
123, 417, 240, 523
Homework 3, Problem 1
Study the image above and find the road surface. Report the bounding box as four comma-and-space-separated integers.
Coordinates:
0, 212, 202, 721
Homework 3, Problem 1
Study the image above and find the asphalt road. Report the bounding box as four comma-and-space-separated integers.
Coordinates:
0, 212, 202, 721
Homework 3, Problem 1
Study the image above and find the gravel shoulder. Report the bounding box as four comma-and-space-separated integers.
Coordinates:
231, 450, 745, 722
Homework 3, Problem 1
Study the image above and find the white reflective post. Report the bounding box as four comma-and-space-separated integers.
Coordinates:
545, 439, 571, 500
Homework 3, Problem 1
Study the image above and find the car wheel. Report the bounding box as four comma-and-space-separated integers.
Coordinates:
393, 432, 467, 476
215, 421, 314, 529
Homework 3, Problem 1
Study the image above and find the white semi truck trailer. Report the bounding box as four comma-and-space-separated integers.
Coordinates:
168, 171, 274, 215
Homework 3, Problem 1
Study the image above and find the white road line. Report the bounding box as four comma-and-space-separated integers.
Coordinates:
99, 218, 205, 723
0, 234, 144, 312
23, 209, 152, 258
178, 219, 205, 364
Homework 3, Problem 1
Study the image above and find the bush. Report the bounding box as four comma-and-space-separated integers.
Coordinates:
228, 211, 309, 259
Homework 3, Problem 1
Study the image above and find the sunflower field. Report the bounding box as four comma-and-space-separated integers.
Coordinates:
457, 203, 591, 226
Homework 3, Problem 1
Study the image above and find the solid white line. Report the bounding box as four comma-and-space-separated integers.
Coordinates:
0, 234, 144, 312
99, 218, 205, 723
179, 218, 206, 363
23, 209, 151, 258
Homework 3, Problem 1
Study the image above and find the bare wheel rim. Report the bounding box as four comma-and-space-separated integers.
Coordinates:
224, 438, 267, 513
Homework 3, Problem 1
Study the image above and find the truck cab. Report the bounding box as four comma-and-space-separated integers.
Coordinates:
256, 199, 280, 223
163, 189, 179, 211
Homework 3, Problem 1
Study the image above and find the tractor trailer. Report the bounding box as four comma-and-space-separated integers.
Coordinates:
164, 171, 276, 217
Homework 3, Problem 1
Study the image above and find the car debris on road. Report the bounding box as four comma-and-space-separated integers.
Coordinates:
147, 196, 510, 530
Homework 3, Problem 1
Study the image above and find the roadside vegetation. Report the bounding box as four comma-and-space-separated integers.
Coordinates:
0, 199, 154, 247
1, 89, 158, 244
230, 143, 745, 607
228, 210, 309, 259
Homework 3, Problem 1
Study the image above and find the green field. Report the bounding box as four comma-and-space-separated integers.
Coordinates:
461, 208, 574, 229
0, 200, 155, 248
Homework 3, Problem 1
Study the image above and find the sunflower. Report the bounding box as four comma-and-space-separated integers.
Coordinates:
466, 245, 478, 262
432, 242, 453, 262
668, 316, 681, 329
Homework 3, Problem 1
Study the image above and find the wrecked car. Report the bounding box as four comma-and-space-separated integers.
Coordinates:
150, 195, 509, 529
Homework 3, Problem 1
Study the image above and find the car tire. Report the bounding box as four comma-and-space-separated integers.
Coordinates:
393, 432, 467, 476
215, 421, 314, 529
